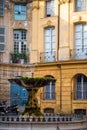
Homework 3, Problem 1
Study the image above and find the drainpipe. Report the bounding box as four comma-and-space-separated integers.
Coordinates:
57, 0, 60, 61
58, 64, 62, 113
57, 1, 62, 113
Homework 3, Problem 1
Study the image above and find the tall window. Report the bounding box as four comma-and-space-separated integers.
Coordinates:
75, 75, 87, 100
46, 0, 54, 17
14, 30, 27, 53
74, 24, 87, 59
0, 0, 4, 16
14, 4, 26, 20
0, 27, 5, 52
44, 27, 55, 62
75, 0, 87, 11
44, 76, 55, 100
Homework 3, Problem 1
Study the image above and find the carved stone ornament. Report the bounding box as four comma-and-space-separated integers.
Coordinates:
47, 20, 52, 26
58, 0, 71, 5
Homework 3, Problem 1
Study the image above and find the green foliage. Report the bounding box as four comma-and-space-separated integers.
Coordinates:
11, 52, 27, 62
21, 77, 56, 87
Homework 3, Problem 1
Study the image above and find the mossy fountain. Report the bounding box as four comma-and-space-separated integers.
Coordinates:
9, 76, 56, 116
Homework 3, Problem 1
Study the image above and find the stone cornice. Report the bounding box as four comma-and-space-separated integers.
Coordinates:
11, 0, 32, 3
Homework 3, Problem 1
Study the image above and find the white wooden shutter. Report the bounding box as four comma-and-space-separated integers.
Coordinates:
46, 0, 54, 17
0, 0, 4, 16
0, 27, 5, 52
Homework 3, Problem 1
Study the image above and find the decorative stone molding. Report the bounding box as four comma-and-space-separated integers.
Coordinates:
32, 2, 39, 10
4, 0, 10, 9
11, 0, 29, 3
47, 20, 52, 26
72, 15, 82, 23
32, 5, 40, 10
58, 0, 71, 5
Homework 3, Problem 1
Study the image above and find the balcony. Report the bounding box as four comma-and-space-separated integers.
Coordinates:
10, 53, 28, 64
73, 48, 87, 60
41, 92, 56, 100
40, 51, 56, 62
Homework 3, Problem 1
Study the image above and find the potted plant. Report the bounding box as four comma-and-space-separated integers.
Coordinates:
19, 53, 27, 64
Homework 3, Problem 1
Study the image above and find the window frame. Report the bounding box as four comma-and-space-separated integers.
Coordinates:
46, 0, 54, 17
74, 23, 87, 59
75, 0, 87, 12
0, 0, 4, 16
75, 75, 87, 100
44, 27, 55, 62
44, 76, 55, 100
14, 29, 27, 54
0, 26, 6, 52
14, 3, 27, 20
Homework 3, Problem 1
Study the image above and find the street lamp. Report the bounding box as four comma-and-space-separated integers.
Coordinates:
28, 63, 37, 78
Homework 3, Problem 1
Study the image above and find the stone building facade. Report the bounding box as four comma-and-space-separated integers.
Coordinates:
0, 0, 32, 103
0, 0, 87, 115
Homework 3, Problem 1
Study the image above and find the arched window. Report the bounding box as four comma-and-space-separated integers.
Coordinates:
75, 74, 87, 100
44, 76, 55, 100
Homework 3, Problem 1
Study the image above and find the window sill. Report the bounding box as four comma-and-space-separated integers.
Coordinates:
41, 100, 56, 104
72, 100, 87, 104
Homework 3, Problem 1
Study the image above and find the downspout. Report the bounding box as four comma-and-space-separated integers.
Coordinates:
58, 1, 62, 113
58, 64, 62, 113
57, 0, 60, 61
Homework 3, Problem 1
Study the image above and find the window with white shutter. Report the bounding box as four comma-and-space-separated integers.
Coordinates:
0, 0, 4, 16
75, 75, 87, 100
0, 27, 5, 52
44, 27, 55, 62
46, 0, 54, 17
44, 76, 55, 100
75, 0, 87, 11
74, 23, 87, 59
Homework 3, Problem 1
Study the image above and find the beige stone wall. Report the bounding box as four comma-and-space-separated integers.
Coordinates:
35, 61, 87, 114
0, 1, 32, 64
0, 63, 32, 104
0, 1, 32, 103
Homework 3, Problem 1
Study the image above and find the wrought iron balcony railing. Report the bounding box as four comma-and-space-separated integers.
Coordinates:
40, 51, 56, 62
73, 48, 87, 60
40, 48, 87, 63
41, 92, 56, 100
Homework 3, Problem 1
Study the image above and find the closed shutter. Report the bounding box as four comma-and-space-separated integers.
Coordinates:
46, 0, 54, 17
0, 27, 5, 52
0, 0, 4, 16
